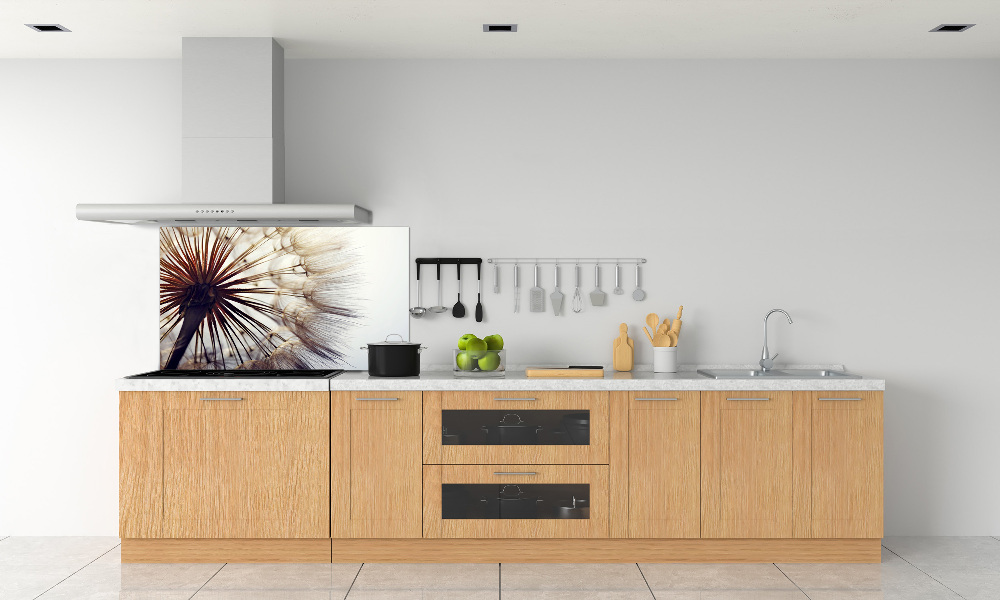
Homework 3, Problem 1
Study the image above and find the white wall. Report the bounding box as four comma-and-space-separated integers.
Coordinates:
1, 59, 998, 536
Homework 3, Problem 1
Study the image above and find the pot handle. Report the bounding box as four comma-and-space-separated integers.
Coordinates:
385, 333, 405, 343
418, 346, 427, 354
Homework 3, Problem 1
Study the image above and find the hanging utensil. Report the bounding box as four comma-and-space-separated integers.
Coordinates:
410, 262, 426, 318
572, 264, 583, 313
550, 265, 565, 316
589, 264, 607, 306
529, 264, 545, 312
493, 263, 500, 294
613, 263, 624, 295
475, 262, 484, 322
430, 263, 449, 313
513, 263, 520, 313
632, 264, 646, 301
452, 263, 466, 318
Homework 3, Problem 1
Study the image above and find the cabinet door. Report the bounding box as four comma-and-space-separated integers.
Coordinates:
702, 391, 793, 538
120, 392, 164, 538
332, 392, 422, 538
161, 391, 329, 539
804, 391, 883, 538
627, 392, 700, 538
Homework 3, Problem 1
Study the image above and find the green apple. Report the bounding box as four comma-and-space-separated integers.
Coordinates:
465, 337, 488, 359
457, 334, 478, 351
478, 351, 501, 371
483, 334, 504, 351
455, 351, 476, 371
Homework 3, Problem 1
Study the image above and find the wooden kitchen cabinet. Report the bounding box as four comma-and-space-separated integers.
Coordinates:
121, 391, 330, 539
623, 391, 700, 538
701, 391, 794, 538
331, 391, 422, 538
796, 391, 883, 538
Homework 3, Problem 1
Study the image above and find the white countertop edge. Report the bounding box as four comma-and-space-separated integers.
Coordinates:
117, 365, 884, 392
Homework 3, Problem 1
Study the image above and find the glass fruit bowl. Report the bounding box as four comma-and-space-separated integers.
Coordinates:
454, 349, 506, 377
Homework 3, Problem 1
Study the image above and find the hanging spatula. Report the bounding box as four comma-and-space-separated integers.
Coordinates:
589, 264, 607, 306
529, 264, 545, 312
550, 265, 565, 316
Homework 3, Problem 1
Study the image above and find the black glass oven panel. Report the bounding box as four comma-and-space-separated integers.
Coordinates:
441, 483, 590, 520
441, 410, 590, 446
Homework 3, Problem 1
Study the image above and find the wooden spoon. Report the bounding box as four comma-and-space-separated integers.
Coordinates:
645, 313, 659, 334
667, 331, 679, 347
643, 326, 655, 346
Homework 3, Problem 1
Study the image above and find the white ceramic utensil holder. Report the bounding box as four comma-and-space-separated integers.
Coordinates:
653, 347, 678, 373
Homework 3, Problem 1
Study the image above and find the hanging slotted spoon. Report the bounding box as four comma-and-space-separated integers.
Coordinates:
429, 262, 449, 313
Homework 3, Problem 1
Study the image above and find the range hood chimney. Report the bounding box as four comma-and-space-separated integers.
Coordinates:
76, 37, 372, 226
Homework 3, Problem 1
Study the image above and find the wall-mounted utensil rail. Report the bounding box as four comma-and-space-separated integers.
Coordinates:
487, 258, 646, 265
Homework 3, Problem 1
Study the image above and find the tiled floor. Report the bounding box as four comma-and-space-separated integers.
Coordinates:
0, 537, 997, 599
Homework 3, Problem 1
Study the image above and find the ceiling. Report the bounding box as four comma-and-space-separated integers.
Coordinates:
3, 0, 997, 59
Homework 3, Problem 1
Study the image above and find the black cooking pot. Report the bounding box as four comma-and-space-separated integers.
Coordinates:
362, 334, 425, 377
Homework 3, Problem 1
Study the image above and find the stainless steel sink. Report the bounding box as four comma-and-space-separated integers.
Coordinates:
697, 369, 861, 379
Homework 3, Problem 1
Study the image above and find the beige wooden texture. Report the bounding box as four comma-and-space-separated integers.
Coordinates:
806, 391, 884, 538
628, 392, 700, 538
608, 392, 630, 538
792, 391, 813, 538
120, 392, 164, 538
523, 368, 604, 378
122, 538, 331, 563
423, 464, 609, 539
327, 537, 881, 564
340, 391, 423, 539
422, 391, 609, 465
160, 391, 329, 539
701, 391, 793, 538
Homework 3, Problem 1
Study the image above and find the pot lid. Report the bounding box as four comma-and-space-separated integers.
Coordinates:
366, 334, 421, 346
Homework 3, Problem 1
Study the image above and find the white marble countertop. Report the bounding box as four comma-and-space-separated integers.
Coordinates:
117, 365, 884, 392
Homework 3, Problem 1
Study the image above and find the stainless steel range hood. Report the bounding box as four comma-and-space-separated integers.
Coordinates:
76, 37, 372, 226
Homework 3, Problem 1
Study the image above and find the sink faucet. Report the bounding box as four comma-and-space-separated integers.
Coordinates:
760, 309, 793, 372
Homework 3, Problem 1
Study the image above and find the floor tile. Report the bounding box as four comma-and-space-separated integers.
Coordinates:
0, 536, 120, 568
883, 536, 1000, 571
195, 592, 335, 599
202, 562, 360, 592
919, 567, 1000, 600
776, 562, 883, 590
638, 563, 799, 592
121, 561, 225, 591
500, 563, 652, 599
0, 564, 82, 600
347, 563, 499, 600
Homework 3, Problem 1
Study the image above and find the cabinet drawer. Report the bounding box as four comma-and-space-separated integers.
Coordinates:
160, 391, 312, 410
423, 391, 609, 465
423, 464, 609, 538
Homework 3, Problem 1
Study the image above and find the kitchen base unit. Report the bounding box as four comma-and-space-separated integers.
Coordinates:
117, 373, 885, 564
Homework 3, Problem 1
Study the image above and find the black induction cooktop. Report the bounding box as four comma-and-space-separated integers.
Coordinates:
127, 369, 344, 379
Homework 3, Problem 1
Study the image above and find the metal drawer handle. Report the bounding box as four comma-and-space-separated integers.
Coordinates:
356, 397, 400, 401
727, 397, 770, 401
494, 397, 537, 401
636, 397, 678, 401
493, 472, 537, 476
819, 397, 863, 402
200, 397, 243, 402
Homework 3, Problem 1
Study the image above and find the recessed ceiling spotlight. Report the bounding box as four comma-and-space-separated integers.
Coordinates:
483, 24, 517, 32
25, 24, 71, 32
930, 24, 975, 32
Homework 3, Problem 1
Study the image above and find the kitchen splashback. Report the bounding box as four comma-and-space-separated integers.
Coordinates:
160, 226, 408, 370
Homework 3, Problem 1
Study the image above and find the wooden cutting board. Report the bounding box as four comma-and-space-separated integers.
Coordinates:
525, 367, 605, 378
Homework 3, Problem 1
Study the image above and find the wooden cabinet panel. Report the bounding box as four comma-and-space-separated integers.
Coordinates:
702, 391, 793, 538
627, 392, 700, 538
423, 464, 609, 539
332, 392, 422, 539
120, 392, 164, 538
803, 391, 884, 538
423, 391, 609, 465
160, 391, 329, 539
